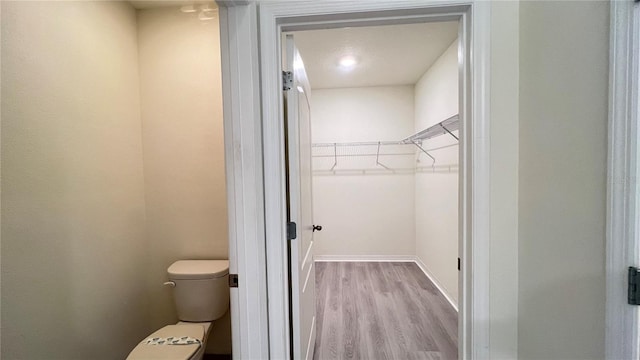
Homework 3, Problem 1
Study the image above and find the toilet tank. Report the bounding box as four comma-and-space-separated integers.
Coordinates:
167, 260, 230, 322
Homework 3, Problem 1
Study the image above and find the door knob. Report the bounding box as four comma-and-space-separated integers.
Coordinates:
313, 225, 322, 232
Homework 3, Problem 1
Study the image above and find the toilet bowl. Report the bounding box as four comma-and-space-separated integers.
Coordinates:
127, 260, 229, 360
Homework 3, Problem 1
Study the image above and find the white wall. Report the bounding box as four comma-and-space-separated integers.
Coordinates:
1, 2, 149, 358
136, 6, 230, 354
518, 1, 608, 359
413, 40, 459, 305
311, 86, 416, 257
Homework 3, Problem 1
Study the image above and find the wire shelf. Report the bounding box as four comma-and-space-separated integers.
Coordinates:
311, 114, 459, 173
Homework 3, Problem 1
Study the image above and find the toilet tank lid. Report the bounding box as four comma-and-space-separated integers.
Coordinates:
168, 260, 229, 280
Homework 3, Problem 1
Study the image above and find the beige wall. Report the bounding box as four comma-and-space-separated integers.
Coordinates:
518, 1, 608, 359
311, 86, 416, 257
1, 2, 149, 358
136, 6, 230, 354
1, 2, 230, 357
489, 1, 520, 358
414, 40, 459, 305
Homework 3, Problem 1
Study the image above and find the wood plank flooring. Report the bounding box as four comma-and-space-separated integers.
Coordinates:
313, 262, 458, 360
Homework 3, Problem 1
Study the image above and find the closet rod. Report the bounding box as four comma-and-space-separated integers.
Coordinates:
312, 140, 408, 147
312, 152, 416, 158
311, 143, 457, 158
312, 163, 459, 176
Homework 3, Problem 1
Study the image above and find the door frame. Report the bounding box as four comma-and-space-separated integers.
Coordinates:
218, 1, 492, 359
218, 2, 270, 359
260, 2, 490, 359
606, 1, 640, 359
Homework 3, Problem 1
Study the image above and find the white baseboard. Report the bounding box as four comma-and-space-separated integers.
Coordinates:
313, 254, 415, 262
413, 256, 458, 312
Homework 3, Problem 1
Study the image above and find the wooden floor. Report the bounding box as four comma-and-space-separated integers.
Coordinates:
313, 262, 458, 360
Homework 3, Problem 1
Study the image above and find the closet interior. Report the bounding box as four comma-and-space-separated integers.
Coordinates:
293, 19, 461, 357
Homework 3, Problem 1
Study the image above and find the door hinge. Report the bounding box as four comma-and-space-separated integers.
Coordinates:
283, 71, 293, 91
229, 274, 238, 288
287, 221, 297, 240
629, 267, 640, 305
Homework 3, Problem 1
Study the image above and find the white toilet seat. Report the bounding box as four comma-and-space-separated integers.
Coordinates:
126, 324, 205, 360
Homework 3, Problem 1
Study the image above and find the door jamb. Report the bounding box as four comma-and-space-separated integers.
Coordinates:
218, 3, 270, 359
606, 1, 640, 359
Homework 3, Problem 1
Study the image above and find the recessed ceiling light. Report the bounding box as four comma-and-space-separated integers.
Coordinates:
338, 55, 357, 69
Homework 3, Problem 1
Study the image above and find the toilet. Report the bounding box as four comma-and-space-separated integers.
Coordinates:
127, 260, 230, 360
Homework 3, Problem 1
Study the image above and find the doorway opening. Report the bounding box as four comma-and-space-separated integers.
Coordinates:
218, 1, 491, 358
285, 22, 461, 359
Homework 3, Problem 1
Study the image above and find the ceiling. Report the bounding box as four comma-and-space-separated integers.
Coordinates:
129, 1, 214, 9
293, 21, 458, 89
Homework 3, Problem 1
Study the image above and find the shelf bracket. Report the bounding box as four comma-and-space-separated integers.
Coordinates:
440, 123, 459, 141
411, 140, 436, 166
330, 143, 337, 171
375, 142, 392, 171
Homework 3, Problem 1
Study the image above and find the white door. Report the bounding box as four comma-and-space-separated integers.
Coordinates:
607, 1, 640, 359
284, 34, 317, 360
